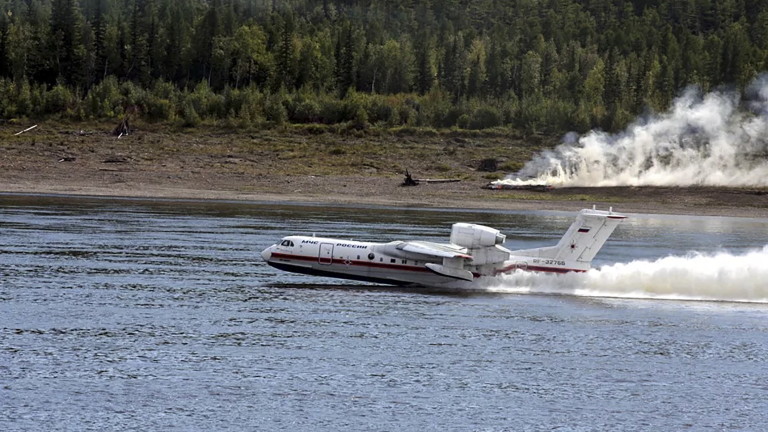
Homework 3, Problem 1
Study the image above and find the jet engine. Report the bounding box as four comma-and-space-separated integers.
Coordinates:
450, 223, 506, 249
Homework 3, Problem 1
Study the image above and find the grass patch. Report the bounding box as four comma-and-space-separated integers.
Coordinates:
498, 161, 524, 172
1, 120, 558, 179
482, 173, 504, 180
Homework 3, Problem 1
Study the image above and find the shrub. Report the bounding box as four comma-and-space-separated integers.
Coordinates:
367, 96, 394, 124
394, 104, 417, 126
13, 80, 32, 117
264, 93, 288, 125
29, 82, 46, 117
152, 79, 178, 100
318, 95, 345, 124
186, 81, 226, 119
85, 76, 122, 118
45, 84, 76, 114
237, 87, 265, 126
289, 93, 321, 123
468, 106, 502, 130
456, 113, 470, 129
145, 98, 175, 122
181, 99, 201, 127
119, 80, 145, 108
0, 79, 33, 118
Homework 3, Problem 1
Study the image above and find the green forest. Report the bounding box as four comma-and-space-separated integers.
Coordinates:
1, 0, 767, 134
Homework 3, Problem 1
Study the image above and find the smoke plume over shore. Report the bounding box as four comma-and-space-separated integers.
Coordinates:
496, 76, 768, 187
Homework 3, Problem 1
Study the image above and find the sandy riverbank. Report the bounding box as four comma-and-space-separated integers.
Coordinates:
2, 123, 767, 217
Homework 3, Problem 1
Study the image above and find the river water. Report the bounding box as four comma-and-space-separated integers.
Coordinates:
1, 195, 767, 431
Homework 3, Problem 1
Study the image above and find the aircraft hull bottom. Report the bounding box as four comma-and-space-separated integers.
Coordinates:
266, 261, 418, 286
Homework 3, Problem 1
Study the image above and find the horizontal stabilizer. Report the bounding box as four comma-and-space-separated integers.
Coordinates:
425, 263, 474, 281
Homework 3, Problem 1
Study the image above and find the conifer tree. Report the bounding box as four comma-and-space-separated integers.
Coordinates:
49, 0, 86, 87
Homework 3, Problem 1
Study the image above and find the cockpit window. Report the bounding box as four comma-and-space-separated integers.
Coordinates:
280, 240, 294, 247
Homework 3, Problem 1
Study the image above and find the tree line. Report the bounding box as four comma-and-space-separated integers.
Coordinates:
1, 0, 767, 133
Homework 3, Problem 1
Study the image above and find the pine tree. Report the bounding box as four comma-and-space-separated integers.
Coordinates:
335, 22, 356, 96
275, 14, 295, 89
49, 0, 86, 87
414, 33, 435, 95
92, 0, 107, 81
0, 6, 9, 78
1, 0, 768, 132
440, 33, 465, 101
6, 18, 31, 83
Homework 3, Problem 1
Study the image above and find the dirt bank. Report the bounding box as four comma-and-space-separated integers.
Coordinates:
2, 123, 767, 218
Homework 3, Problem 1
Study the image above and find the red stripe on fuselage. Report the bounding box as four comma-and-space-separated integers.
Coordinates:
270, 252, 434, 273
271, 253, 585, 278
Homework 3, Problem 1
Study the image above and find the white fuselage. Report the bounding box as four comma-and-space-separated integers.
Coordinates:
260, 236, 587, 289
261, 208, 626, 289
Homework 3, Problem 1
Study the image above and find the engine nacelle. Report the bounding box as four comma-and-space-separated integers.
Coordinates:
450, 223, 505, 249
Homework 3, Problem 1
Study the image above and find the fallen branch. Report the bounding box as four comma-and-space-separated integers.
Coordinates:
401, 169, 461, 186
14, 125, 38, 135
415, 178, 461, 184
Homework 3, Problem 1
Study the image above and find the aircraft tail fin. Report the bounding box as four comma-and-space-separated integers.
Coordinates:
517, 207, 626, 264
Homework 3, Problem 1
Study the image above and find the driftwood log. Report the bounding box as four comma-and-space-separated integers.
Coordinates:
401, 170, 461, 186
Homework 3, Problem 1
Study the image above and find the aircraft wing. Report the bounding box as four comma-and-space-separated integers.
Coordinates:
399, 241, 473, 260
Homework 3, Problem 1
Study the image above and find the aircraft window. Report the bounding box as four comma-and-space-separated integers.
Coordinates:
281, 240, 294, 246
402, 260, 407, 264
368, 253, 375, 260
357, 255, 360, 260
390, 258, 396, 263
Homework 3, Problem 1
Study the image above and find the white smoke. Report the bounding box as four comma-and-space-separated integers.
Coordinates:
484, 246, 768, 303
496, 76, 768, 187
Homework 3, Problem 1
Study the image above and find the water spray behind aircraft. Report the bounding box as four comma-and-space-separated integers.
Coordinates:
485, 246, 768, 303
495, 76, 768, 188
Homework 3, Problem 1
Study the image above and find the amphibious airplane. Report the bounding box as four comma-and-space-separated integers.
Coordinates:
260, 207, 626, 289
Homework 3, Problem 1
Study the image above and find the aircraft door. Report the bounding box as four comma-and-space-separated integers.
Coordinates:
319, 243, 334, 265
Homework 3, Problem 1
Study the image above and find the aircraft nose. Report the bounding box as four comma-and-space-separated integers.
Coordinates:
260, 245, 273, 262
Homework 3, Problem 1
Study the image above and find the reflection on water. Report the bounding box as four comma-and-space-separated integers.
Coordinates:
1, 194, 768, 431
